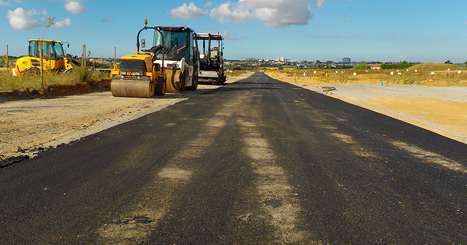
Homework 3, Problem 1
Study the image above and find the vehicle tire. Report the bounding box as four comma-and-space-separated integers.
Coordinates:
186, 75, 198, 90
25, 67, 40, 76
63, 68, 73, 75
155, 76, 166, 96
178, 70, 187, 93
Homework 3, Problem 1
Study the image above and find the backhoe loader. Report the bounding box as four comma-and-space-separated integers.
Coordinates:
110, 20, 199, 97
13, 39, 80, 76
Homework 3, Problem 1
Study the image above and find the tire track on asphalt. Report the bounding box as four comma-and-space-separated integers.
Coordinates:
236, 77, 315, 244
272, 83, 467, 242
96, 97, 239, 244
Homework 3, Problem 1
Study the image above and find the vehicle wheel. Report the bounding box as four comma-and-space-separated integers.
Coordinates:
155, 76, 166, 96
25, 67, 40, 76
178, 70, 187, 93
149, 82, 155, 97
186, 75, 198, 90
63, 68, 73, 75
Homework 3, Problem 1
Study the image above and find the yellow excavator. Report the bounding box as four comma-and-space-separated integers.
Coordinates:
13, 39, 80, 76
110, 19, 199, 97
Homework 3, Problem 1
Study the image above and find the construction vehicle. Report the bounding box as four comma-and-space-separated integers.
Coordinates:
110, 20, 199, 98
196, 33, 226, 85
13, 39, 80, 76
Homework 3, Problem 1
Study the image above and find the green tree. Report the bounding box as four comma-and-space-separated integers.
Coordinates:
40, 16, 56, 87
353, 63, 369, 70
1, 54, 14, 68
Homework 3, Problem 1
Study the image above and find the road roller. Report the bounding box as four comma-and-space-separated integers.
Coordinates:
110, 20, 199, 97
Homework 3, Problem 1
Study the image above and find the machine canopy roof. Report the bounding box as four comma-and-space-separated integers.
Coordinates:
195, 33, 224, 40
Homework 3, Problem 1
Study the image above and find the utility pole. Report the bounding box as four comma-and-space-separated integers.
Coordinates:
40, 41, 44, 87
6, 45, 9, 74
82, 44, 86, 67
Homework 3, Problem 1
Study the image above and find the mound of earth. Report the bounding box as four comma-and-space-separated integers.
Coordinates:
408, 63, 463, 71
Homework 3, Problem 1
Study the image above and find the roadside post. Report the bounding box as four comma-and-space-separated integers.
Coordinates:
82, 44, 86, 67
6, 45, 9, 74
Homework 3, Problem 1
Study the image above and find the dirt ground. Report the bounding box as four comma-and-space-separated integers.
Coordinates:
1, 72, 466, 166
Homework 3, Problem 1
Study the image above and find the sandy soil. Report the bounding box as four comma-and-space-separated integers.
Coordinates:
1, 72, 466, 165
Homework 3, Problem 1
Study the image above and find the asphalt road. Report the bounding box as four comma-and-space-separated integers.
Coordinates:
1, 72, 466, 244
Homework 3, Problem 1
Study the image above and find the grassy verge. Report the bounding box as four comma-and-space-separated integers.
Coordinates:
0, 67, 110, 91
265, 68, 467, 87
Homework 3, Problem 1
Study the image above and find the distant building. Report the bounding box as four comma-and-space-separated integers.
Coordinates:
343, 57, 351, 63
368, 64, 381, 70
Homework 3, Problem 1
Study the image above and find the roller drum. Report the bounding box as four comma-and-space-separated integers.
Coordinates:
111, 76, 154, 98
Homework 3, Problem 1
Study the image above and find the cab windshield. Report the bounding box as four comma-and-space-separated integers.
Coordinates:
28, 40, 66, 60
154, 30, 188, 49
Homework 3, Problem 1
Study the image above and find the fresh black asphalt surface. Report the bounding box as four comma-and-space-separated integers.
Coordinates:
1, 72, 466, 244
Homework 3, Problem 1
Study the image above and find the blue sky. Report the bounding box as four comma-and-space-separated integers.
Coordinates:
1, 0, 467, 63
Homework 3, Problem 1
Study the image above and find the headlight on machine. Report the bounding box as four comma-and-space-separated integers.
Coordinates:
121, 71, 127, 75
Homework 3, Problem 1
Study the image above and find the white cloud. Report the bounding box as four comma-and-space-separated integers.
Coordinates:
170, 3, 208, 19
253, 1, 312, 27
211, 0, 313, 27
52, 18, 71, 28
204, 2, 212, 7
222, 31, 248, 40
210, 3, 255, 24
64, 1, 88, 14
315, 0, 328, 8
6, 8, 46, 30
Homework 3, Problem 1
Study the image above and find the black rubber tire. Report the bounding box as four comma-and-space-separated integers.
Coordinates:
25, 67, 40, 76
63, 68, 73, 75
186, 75, 198, 90
155, 76, 166, 96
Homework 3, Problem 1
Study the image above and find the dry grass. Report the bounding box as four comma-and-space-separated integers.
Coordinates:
0, 67, 110, 91
408, 63, 465, 71
265, 66, 467, 87
226, 70, 249, 77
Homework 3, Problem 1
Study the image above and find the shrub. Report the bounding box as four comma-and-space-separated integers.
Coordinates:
72, 66, 94, 83
353, 63, 369, 70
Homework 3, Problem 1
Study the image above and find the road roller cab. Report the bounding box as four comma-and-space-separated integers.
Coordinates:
110, 20, 199, 98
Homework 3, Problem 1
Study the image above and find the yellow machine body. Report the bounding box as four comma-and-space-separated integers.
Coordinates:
110, 52, 166, 98
110, 22, 200, 98
13, 39, 77, 76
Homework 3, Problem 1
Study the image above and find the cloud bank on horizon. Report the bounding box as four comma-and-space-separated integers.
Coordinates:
4, 0, 329, 31
170, 0, 328, 28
